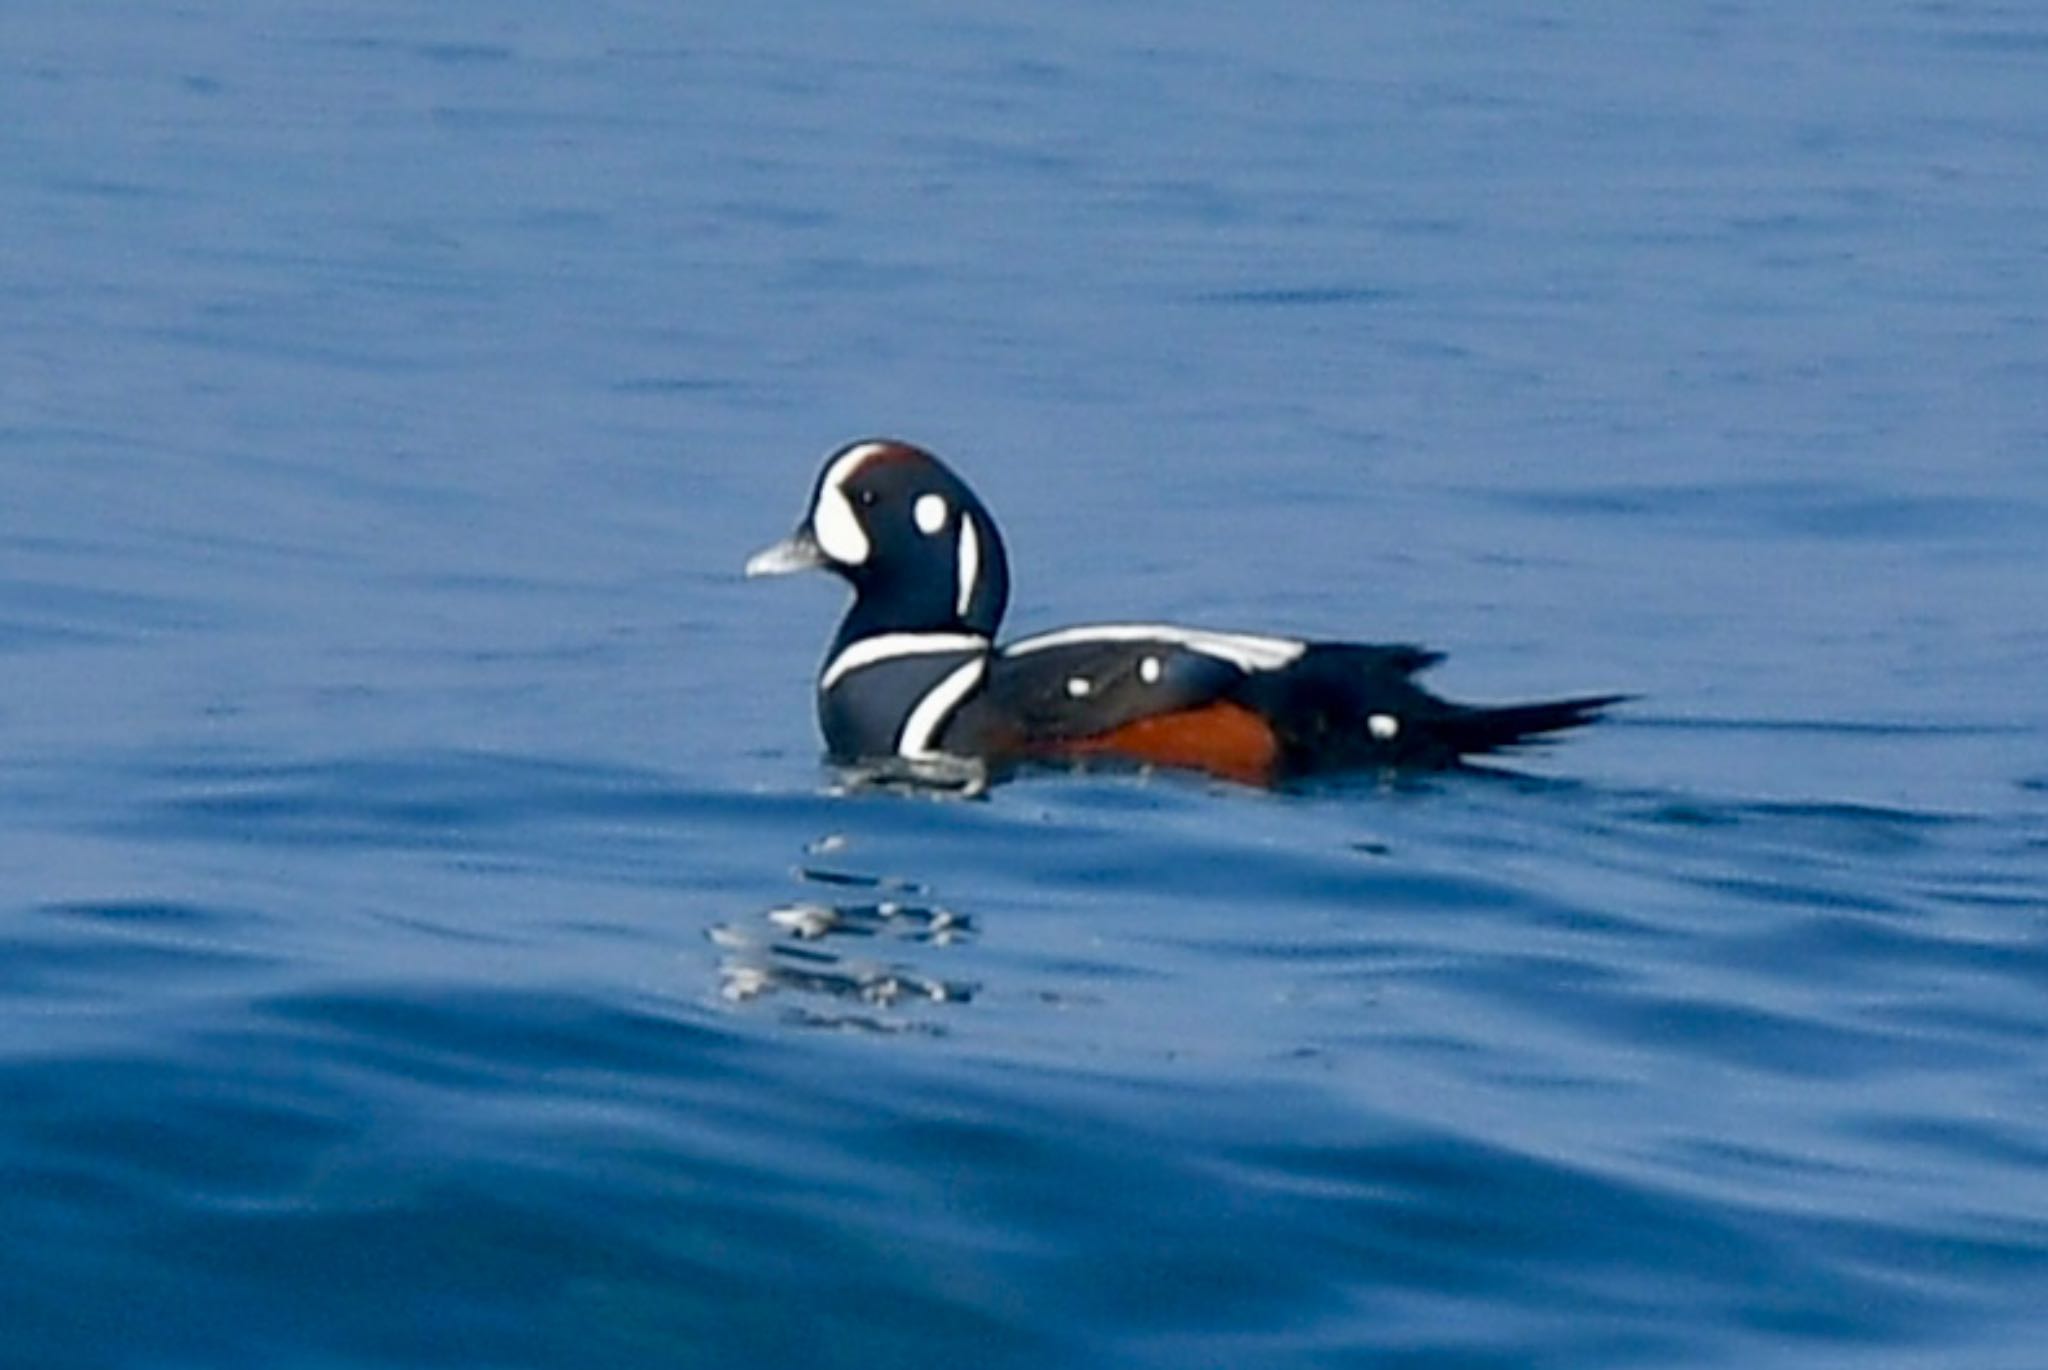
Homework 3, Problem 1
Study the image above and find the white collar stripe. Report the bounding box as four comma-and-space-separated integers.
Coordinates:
820, 632, 988, 691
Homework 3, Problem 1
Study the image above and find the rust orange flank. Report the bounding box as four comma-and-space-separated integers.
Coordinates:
1052, 701, 1281, 785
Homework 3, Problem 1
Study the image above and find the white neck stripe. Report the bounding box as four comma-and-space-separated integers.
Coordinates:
897, 656, 987, 759
820, 632, 988, 691
955, 515, 980, 620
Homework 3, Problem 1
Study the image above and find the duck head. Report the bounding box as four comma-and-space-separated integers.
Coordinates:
746, 439, 1011, 650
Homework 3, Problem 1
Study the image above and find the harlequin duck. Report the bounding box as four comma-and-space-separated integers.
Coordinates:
746, 439, 1624, 786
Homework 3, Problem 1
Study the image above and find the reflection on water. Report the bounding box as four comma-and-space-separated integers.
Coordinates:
711, 852, 978, 1025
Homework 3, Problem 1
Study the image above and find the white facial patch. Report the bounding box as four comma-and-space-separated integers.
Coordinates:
1368, 713, 1400, 741
955, 515, 980, 618
914, 492, 949, 535
811, 443, 884, 567
1065, 677, 1092, 698
1138, 655, 1162, 684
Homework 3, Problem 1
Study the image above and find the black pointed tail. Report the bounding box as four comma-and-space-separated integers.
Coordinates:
1436, 694, 1630, 756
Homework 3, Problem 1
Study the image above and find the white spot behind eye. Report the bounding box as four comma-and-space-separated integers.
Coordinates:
1065, 677, 1092, 698
1138, 655, 1162, 684
1368, 713, 1400, 741
914, 493, 949, 535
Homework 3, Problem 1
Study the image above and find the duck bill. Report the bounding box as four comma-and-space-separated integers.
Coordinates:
744, 527, 828, 578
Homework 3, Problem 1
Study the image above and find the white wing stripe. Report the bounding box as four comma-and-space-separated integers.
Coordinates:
821, 632, 988, 691
1002, 624, 1307, 673
897, 657, 987, 758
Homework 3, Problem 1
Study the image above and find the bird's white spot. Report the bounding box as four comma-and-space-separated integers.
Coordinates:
1065, 676, 1092, 698
1368, 713, 1400, 741
914, 492, 949, 535
955, 514, 980, 619
1138, 655, 1163, 684
1005, 624, 1306, 673
897, 657, 988, 759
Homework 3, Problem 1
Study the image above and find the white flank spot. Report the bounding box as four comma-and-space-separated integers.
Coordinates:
914, 492, 949, 535
1065, 676, 1092, 698
955, 515, 980, 619
1005, 624, 1307, 673
1368, 713, 1400, 740
898, 657, 988, 759
1139, 655, 1162, 684
811, 443, 887, 566
821, 632, 988, 691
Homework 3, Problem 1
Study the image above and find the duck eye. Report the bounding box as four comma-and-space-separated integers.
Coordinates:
857, 489, 878, 507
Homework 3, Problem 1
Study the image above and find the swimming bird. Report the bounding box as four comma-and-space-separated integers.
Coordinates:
746, 439, 1624, 786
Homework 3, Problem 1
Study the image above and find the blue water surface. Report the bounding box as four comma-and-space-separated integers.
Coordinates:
5, 2, 2047, 1367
